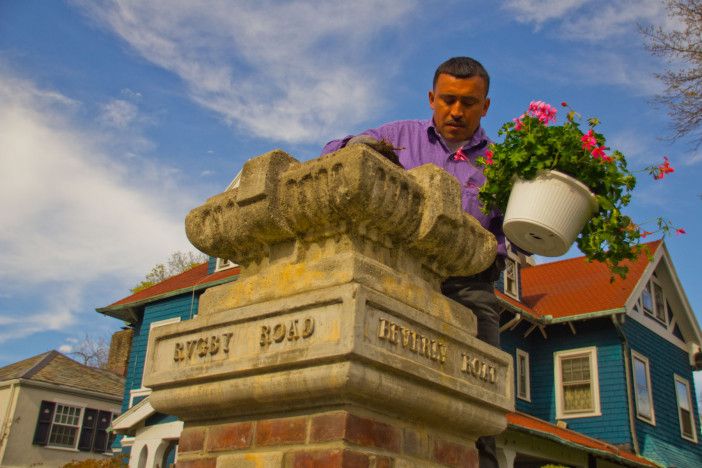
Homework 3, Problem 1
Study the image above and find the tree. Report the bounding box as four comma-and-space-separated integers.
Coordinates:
641, 0, 702, 147
68, 334, 109, 369
130, 250, 208, 293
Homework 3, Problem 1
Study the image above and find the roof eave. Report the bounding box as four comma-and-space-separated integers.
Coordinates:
507, 423, 659, 467
96, 274, 238, 322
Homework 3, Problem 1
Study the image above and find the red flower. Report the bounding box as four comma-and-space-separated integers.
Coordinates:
676, 228, 686, 235
591, 145, 607, 160
485, 150, 494, 165
581, 130, 597, 151
657, 156, 674, 179
561, 101, 568, 107
641, 231, 653, 238
454, 148, 467, 161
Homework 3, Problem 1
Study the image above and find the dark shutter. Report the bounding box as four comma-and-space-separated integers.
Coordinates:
77, 408, 98, 451
32, 401, 56, 446
92, 410, 112, 452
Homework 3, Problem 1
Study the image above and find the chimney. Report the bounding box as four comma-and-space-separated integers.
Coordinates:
106, 328, 133, 377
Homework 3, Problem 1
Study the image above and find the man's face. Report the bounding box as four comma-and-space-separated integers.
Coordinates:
429, 74, 490, 143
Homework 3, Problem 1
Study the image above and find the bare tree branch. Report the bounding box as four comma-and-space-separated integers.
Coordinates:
641, 0, 702, 147
130, 250, 208, 293
68, 334, 109, 369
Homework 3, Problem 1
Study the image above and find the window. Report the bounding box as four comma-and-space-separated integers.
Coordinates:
49, 404, 81, 447
554, 347, 601, 418
215, 257, 237, 272
652, 282, 666, 323
641, 282, 654, 315
640, 278, 667, 325
516, 349, 530, 401
631, 351, 655, 424
503, 257, 519, 298
33, 401, 116, 452
674, 375, 698, 442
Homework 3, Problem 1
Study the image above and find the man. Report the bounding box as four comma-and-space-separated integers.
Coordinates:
321, 56, 504, 467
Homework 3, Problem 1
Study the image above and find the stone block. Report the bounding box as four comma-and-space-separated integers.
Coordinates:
344, 414, 401, 453
216, 452, 284, 468
207, 422, 253, 452
255, 417, 307, 446
284, 449, 386, 468
177, 458, 217, 468
179, 427, 206, 453
432, 438, 478, 468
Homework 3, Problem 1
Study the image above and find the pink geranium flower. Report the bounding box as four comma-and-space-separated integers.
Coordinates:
485, 150, 494, 165
591, 145, 607, 160
581, 130, 597, 151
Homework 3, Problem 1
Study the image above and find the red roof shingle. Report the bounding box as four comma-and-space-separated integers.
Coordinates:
107, 262, 239, 308
514, 241, 661, 319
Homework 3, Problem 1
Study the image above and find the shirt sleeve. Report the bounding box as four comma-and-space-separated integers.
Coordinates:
320, 125, 396, 156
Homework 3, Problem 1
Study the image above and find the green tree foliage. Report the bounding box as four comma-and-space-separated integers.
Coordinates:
130, 250, 208, 293
641, 0, 702, 147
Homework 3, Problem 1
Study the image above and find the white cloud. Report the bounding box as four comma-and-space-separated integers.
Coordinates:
58, 344, 73, 353
0, 70, 198, 342
683, 151, 702, 167
100, 99, 138, 128
502, 0, 587, 28
73, 0, 417, 144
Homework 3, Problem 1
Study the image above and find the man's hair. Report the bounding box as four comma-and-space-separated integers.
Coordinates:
433, 57, 490, 95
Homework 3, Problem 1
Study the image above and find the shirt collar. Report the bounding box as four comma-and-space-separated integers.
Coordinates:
426, 119, 488, 151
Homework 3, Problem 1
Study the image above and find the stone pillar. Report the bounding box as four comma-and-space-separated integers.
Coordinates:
143, 146, 514, 467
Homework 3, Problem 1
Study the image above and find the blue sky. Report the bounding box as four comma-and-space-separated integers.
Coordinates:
0, 0, 699, 382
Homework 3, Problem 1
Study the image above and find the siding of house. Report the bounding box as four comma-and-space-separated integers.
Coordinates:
121, 294, 200, 413
3, 385, 119, 467
622, 316, 702, 464
501, 318, 632, 447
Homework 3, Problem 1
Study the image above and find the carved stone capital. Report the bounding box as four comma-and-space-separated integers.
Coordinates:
186, 146, 496, 300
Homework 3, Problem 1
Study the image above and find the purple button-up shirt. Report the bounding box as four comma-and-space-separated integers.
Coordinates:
321, 119, 506, 257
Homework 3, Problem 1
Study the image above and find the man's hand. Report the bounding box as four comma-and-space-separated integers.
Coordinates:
347, 135, 402, 167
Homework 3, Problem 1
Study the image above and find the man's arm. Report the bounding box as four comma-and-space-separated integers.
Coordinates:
321, 129, 401, 166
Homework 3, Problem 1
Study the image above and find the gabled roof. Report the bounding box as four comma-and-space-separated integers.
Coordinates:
500, 241, 661, 321
97, 262, 239, 321
0, 351, 124, 398
508, 412, 659, 467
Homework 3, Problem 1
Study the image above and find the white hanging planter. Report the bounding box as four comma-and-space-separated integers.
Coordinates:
503, 170, 598, 257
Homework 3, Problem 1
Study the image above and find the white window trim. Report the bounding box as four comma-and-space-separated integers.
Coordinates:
503, 256, 519, 299
139, 317, 181, 391
516, 349, 531, 402
214, 257, 237, 272
674, 374, 698, 443
631, 351, 656, 426
46, 403, 83, 451
554, 347, 601, 419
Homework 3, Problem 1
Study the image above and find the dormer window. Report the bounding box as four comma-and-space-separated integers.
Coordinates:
504, 257, 519, 299
640, 278, 667, 325
215, 258, 237, 272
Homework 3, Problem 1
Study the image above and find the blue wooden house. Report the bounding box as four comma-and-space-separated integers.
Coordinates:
98, 240, 701, 467
495, 240, 702, 467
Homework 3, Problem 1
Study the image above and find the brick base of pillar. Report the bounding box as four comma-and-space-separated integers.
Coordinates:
176, 409, 478, 468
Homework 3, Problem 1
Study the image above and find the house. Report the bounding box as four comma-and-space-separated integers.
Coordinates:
97, 258, 239, 468
0, 350, 124, 467
98, 240, 701, 467
496, 240, 702, 467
